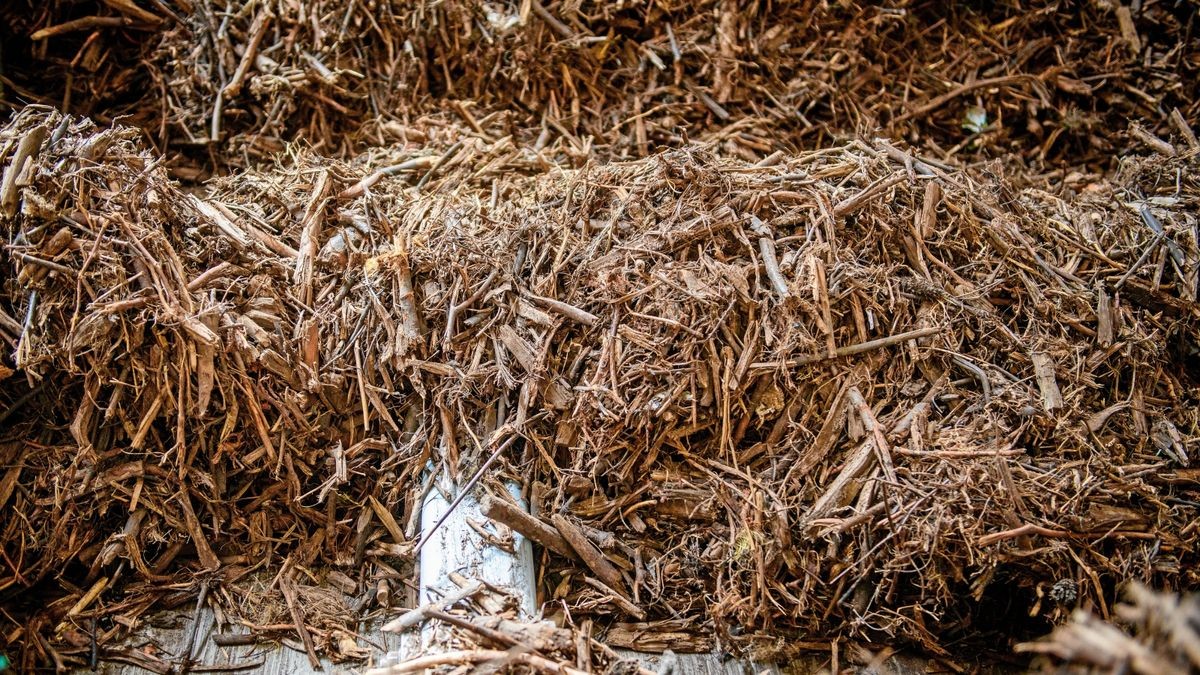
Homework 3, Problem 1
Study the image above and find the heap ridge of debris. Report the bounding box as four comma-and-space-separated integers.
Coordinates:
1, 105, 1197, 670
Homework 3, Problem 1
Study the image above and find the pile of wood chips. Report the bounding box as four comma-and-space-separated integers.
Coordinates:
4, 1, 1197, 171
1, 103, 1197, 670
1, 1, 1199, 673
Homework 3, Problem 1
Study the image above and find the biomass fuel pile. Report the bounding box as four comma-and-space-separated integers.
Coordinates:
0, 1, 1198, 673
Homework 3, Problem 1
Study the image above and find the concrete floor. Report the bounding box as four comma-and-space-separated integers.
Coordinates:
93, 604, 789, 674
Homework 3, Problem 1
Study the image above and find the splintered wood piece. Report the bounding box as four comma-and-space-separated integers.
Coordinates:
496, 325, 572, 408
210, 200, 299, 257
833, 173, 907, 217
1115, 5, 1142, 55
222, 9, 271, 98
16, 227, 74, 286
279, 566, 322, 670
53, 576, 109, 634
847, 387, 897, 484
189, 195, 251, 249
456, 616, 582, 655
294, 170, 332, 305
527, 293, 598, 326
1096, 284, 1115, 345
176, 489, 219, 570
802, 439, 878, 527
604, 622, 715, 652
788, 381, 850, 481
1130, 125, 1175, 157
581, 576, 646, 620
0, 125, 47, 217
480, 495, 576, 560
368, 495, 408, 546
918, 180, 941, 239
392, 235, 421, 361
1169, 108, 1199, 150
1031, 352, 1064, 412
551, 515, 626, 595
750, 216, 789, 300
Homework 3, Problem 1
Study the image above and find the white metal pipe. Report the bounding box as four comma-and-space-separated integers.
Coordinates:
385, 467, 536, 662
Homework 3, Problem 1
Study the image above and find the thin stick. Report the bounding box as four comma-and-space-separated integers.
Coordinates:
279, 563, 321, 670
1129, 124, 1176, 157
10, 251, 75, 276
1115, 232, 1165, 289
364, 649, 588, 675
530, 1, 576, 39
222, 10, 271, 98
381, 581, 484, 632
750, 216, 789, 299
977, 523, 1074, 546
31, 16, 130, 40
580, 576, 645, 619
424, 609, 522, 648
14, 290, 37, 367
339, 157, 438, 199
294, 170, 333, 306
1169, 108, 1199, 150
847, 387, 897, 484
415, 141, 464, 191
951, 354, 991, 402
1137, 204, 1185, 269
180, 581, 210, 674
446, 269, 499, 346
833, 173, 907, 217
665, 23, 681, 61
892, 75, 1034, 124
685, 80, 730, 120
527, 293, 598, 326
894, 448, 1025, 458
751, 325, 941, 369
627, 309, 703, 337
552, 515, 626, 593
100, 0, 161, 23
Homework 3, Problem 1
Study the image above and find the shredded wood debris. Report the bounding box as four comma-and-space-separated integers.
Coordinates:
0, 1, 1198, 673
0, 105, 1197, 670
3, 2, 1197, 172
